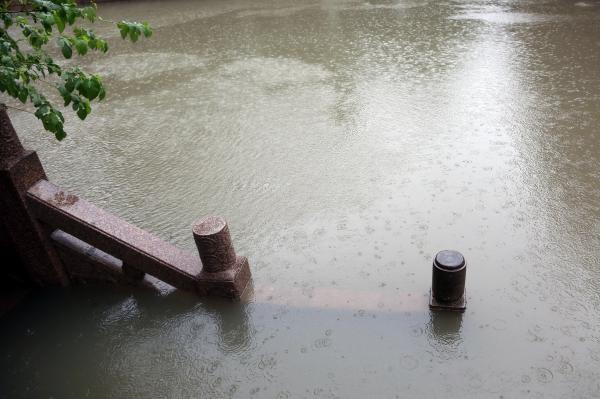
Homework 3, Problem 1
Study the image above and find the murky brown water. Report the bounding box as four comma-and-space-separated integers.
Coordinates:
2, 0, 600, 397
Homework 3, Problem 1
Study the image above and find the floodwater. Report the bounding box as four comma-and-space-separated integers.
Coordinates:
2, 0, 600, 397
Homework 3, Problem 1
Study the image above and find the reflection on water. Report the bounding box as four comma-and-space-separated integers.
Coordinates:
2, 0, 600, 397
428, 310, 463, 345
205, 299, 253, 354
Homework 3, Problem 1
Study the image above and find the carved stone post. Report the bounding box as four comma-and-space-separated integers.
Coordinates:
193, 216, 251, 299
0, 105, 69, 286
193, 216, 237, 273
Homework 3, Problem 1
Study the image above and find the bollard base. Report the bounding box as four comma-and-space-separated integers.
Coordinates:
197, 256, 251, 299
429, 289, 466, 312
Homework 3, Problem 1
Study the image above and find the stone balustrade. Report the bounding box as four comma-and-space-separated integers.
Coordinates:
0, 105, 251, 299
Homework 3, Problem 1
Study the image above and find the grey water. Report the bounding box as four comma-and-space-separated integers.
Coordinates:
2, 0, 600, 397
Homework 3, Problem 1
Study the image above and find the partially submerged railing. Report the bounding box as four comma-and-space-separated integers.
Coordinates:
0, 105, 251, 299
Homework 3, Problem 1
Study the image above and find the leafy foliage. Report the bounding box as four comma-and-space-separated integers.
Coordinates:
0, 0, 152, 140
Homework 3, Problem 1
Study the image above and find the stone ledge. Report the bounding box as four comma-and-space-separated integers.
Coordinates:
197, 257, 252, 299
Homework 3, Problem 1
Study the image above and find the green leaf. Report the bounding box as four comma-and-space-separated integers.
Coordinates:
30, 92, 43, 107
2, 13, 13, 28
98, 39, 108, 52
0, 5, 153, 140
76, 99, 91, 120
34, 105, 49, 118
84, 77, 101, 100
40, 109, 62, 133
18, 87, 28, 103
61, 42, 72, 58
53, 12, 65, 33
57, 85, 72, 105
82, 6, 96, 22
78, 81, 89, 98
142, 22, 153, 37
59, 37, 72, 58
54, 128, 66, 141
64, 78, 75, 93
74, 39, 87, 56
42, 14, 54, 33
65, 7, 76, 25
117, 22, 129, 39
129, 27, 139, 43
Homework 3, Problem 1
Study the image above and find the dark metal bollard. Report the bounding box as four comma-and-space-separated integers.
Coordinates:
193, 216, 251, 299
429, 250, 466, 312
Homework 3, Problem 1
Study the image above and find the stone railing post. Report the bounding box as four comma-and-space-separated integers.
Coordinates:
0, 105, 69, 286
193, 216, 237, 273
193, 216, 251, 298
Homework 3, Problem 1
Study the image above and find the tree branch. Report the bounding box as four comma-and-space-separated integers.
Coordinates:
1, 103, 35, 115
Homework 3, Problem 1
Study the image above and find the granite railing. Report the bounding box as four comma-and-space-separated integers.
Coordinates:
0, 105, 251, 299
